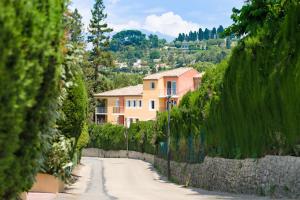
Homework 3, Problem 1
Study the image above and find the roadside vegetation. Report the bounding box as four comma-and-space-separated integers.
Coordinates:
0, 0, 299, 198
88, 0, 300, 162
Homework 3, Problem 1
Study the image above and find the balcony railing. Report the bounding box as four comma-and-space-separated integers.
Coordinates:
113, 106, 124, 114
167, 88, 177, 96
95, 107, 107, 114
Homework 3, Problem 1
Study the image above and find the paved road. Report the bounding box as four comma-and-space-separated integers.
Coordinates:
56, 157, 268, 200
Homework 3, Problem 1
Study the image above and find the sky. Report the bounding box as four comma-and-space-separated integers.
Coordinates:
70, 0, 245, 39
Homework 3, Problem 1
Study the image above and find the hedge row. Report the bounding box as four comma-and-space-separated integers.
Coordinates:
206, 1, 300, 158
88, 121, 158, 155
0, 0, 65, 198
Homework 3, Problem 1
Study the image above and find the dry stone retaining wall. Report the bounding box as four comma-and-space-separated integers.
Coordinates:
83, 148, 300, 198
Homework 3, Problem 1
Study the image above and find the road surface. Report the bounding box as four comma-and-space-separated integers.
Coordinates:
56, 157, 268, 200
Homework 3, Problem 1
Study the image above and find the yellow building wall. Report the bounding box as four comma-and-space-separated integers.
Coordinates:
106, 97, 118, 124
140, 79, 164, 120
123, 96, 143, 120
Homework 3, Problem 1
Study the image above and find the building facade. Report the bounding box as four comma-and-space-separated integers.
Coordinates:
94, 67, 202, 126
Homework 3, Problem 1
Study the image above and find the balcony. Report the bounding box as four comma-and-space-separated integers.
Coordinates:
95, 107, 107, 114
166, 88, 177, 96
113, 106, 124, 114
159, 89, 178, 98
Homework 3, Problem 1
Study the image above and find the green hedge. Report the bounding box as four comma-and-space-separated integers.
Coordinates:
88, 121, 158, 154
89, 123, 126, 150
206, 1, 300, 158
0, 0, 65, 198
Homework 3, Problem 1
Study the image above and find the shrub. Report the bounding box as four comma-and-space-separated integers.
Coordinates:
88, 123, 126, 150
41, 135, 73, 181
77, 123, 90, 152
58, 72, 88, 158
0, 0, 65, 198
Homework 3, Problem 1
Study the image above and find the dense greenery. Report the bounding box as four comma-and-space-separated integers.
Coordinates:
88, 121, 159, 154
58, 72, 88, 158
207, 0, 300, 158
87, 0, 300, 161
0, 0, 65, 198
175, 25, 225, 42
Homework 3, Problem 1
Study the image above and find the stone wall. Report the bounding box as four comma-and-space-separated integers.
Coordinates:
83, 148, 300, 198
154, 156, 300, 198
82, 148, 154, 164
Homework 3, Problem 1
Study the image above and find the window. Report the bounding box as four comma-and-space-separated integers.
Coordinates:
149, 100, 155, 110
167, 81, 171, 95
115, 99, 120, 107
126, 100, 131, 107
172, 81, 177, 95
167, 81, 177, 95
139, 100, 142, 107
133, 100, 136, 107
150, 82, 155, 89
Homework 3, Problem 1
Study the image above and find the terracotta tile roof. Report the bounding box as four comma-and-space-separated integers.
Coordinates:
143, 67, 195, 80
94, 84, 143, 97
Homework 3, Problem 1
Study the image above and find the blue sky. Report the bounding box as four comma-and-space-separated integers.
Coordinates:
70, 0, 245, 39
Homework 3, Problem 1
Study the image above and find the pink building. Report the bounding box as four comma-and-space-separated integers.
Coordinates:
94, 67, 202, 126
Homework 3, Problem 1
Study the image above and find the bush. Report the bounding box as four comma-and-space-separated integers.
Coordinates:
88, 123, 126, 150
128, 121, 157, 154
0, 0, 65, 198
77, 123, 90, 151
41, 135, 73, 181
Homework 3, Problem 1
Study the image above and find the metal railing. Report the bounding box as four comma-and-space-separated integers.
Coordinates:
113, 106, 124, 114
95, 107, 107, 114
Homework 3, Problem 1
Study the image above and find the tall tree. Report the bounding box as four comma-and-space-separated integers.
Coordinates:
204, 28, 210, 40
68, 8, 84, 43
88, 0, 113, 92
217, 25, 224, 38
198, 28, 204, 41
211, 27, 217, 39
0, 0, 65, 198
149, 34, 159, 48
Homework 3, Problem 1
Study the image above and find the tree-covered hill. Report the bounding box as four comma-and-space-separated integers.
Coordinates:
110, 29, 237, 74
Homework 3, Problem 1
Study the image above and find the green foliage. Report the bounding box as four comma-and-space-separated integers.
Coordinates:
110, 30, 147, 51
189, 62, 215, 72
175, 26, 225, 41
0, 0, 65, 198
88, 123, 126, 150
226, 0, 287, 36
149, 50, 161, 60
128, 121, 158, 154
88, 121, 159, 154
67, 8, 84, 43
155, 62, 227, 162
58, 72, 88, 159
207, 0, 300, 158
77, 123, 90, 151
42, 134, 73, 181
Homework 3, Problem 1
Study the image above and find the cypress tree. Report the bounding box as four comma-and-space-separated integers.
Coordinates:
0, 0, 65, 198
198, 28, 204, 41
203, 28, 210, 40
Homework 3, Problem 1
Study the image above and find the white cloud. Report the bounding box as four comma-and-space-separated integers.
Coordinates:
109, 12, 201, 37
110, 20, 142, 32
143, 12, 200, 37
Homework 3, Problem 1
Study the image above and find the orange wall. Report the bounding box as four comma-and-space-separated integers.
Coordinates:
95, 69, 201, 124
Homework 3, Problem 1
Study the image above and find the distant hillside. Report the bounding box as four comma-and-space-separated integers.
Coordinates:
109, 29, 237, 75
